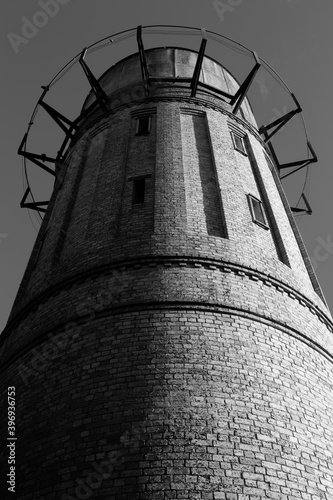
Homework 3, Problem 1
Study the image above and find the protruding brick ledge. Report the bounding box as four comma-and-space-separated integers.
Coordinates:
1, 298, 333, 378
2, 255, 332, 345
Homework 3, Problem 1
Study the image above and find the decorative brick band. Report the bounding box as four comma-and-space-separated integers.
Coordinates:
1, 298, 333, 378
2, 255, 332, 345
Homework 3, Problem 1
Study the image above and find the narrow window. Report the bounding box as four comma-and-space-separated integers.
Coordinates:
248, 194, 269, 229
231, 132, 247, 155
136, 116, 151, 135
132, 178, 145, 204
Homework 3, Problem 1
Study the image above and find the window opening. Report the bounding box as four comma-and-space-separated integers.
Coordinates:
248, 194, 269, 229
231, 132, 247, 155
132, 178, 145, 204
136, 116, 151, 135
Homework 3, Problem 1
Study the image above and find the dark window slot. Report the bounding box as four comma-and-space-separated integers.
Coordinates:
136, 116, 151, 135
133, 179, 145, 204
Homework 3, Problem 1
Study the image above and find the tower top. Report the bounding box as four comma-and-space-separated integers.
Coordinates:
18, 25, 317, 219
81, 46, 257, 128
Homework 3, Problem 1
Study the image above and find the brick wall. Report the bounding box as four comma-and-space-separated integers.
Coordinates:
1, 306, 332, 498
1, 49, 332, 499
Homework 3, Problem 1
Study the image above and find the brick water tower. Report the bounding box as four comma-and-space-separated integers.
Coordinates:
1, 26, 333, 499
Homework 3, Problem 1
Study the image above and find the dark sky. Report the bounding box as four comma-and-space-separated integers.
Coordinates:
1, 0, 333, 331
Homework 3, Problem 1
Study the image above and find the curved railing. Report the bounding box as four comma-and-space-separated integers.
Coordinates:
18, 25, 317, 228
